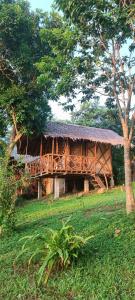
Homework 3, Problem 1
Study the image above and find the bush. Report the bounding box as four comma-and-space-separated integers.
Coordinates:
16, 219, 92, 285
0, 156, 17, 233
0, 154, 29, 235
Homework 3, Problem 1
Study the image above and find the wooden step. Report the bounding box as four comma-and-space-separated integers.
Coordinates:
91, 175, 106, 189
95, 175, 106, 189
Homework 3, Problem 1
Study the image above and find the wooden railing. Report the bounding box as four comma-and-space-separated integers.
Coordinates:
27, 154, 112, 177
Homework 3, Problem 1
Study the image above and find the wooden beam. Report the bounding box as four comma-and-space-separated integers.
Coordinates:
56, 137, 58, 154
52, 138, 54, 173
81, 141, 83, 156
94, 143, 97, 173
67, 138, 70, 155
52, 138, 54, 155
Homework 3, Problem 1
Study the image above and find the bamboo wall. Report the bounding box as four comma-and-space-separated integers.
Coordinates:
42, 137, 112, 175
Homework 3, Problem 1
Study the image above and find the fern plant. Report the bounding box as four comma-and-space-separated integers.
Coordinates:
16, 219, 92, 285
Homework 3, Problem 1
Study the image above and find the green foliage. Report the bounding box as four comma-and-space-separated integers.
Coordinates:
55, 0, 135, 134
0, 156, 16, 233
0, 1, 78, 143
72, 99, 122, 134
0, 0, 52, 139
1, 189, 135, 299
55, 1, 135, 207
16, 219, 91, 285
36, 11, 78, 107
0, 153, 28, 234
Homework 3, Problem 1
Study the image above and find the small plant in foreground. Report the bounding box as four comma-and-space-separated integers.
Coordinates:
15, 219, 92, 285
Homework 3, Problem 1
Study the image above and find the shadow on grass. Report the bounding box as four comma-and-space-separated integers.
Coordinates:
16, 199, 126, 237
84, 202, 125, 217
17, 211, 75, 234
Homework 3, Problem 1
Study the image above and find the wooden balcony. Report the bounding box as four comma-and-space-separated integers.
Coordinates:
26, 154, 112, 178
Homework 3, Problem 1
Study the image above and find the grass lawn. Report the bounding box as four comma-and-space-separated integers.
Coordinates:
0, 187, 135, 300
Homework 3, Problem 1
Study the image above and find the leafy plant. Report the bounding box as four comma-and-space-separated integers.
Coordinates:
16, 219, 92, 285
0, 153, 29, 235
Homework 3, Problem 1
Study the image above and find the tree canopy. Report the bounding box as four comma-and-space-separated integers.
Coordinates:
55, 0, 135, 212
71, 99, 122, 134
0, 1, 77, 154
0, 0, 52, 142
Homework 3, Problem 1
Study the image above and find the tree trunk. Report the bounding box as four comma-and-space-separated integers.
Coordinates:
6, 128, 22, 164
124, 138, 135, 213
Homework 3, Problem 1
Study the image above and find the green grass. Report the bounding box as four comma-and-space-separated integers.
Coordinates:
1, 187, 135, 300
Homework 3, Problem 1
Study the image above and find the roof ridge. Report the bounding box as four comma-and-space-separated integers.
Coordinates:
45, 121, 124, 146
47, 121, 118, 134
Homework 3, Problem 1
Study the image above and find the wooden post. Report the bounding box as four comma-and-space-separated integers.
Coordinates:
45, 178, 54, 195
54, 177, 59, 199
54, 177, 65, 199
52, 138, 54, 173
40, 137, 43, 175
56, 137, 58, 154
86, 141, 88, 156
67, 138, 70, 155
81, 141, 83, 156
81, 141, 83, 173
94, 143, 97, 174
110, 175, 115, 188
84, 178, 89, 193
52, 137, 54, 154
38, 179, 42, 199
110, 145, 113, 175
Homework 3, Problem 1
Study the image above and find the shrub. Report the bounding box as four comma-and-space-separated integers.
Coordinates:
0, 154, 29, 235
16, 219, 92, 285
0, 156, 17, 233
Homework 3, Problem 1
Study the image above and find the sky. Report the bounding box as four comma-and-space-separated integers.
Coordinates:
29, 0, 71, 121
29, 0, 54, 12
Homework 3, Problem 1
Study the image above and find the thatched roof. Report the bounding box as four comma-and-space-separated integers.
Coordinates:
17, 122, 123, 156
44, 122, 123, 146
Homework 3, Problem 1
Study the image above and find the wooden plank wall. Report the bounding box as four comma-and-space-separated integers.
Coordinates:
42, 137, 112, 175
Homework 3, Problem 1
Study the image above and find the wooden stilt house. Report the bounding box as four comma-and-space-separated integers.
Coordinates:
17, 122, 123, 198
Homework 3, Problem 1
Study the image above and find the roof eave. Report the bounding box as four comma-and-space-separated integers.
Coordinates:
43, 134, 124, 146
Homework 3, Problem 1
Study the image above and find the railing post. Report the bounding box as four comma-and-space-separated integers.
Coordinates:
40, 156, 42, 175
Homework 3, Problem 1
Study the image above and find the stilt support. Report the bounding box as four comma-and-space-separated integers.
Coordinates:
84, 178, 89, 193
54, 177, 65, 199
110, 175, 114, 188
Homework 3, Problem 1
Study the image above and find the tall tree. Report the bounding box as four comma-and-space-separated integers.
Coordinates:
0, 0, 52, 156
0, 1, 77, 158
55, 0, 135, 213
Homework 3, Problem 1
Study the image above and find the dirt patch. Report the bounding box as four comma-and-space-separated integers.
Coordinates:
84, 203, 124, 218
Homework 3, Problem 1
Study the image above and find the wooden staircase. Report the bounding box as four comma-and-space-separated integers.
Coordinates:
91, 175, 106, 189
